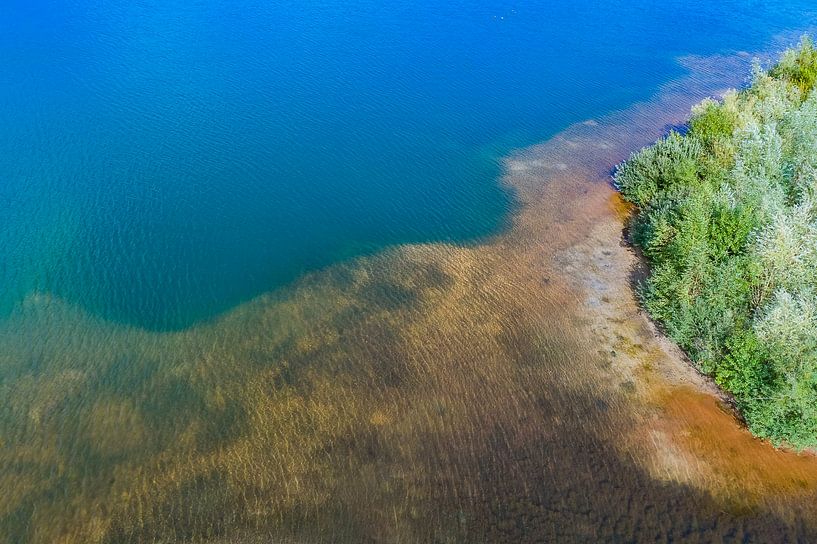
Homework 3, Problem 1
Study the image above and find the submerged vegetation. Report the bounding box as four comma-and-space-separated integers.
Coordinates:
616, 38, 817, 450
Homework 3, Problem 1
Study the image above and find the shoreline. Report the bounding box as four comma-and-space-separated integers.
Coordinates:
613, 38, 817, 451
531, 41, 817, 512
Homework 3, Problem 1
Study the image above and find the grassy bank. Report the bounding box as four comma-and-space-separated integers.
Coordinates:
616, 38, 817, 450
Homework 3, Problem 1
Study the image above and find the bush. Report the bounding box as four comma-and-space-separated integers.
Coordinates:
614, 131, 702, 207
707, 204, 754, 260
714, 329, 772, 401
690, 98, 738, 144
770, 36, 817, 95
617, 39, 817, 450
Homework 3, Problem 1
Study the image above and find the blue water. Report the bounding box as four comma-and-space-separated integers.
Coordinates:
2, 0, 816, 330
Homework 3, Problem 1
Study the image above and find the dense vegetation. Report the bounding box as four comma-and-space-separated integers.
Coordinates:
616, 39, 817, 450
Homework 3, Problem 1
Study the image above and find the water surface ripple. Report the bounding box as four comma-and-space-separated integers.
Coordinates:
1, 0, 816, 329
3, 2, 817, 543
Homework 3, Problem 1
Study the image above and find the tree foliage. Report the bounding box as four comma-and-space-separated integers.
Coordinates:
615, 39, 817, 449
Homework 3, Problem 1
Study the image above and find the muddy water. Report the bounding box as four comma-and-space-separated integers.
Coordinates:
3, 51, 817, 542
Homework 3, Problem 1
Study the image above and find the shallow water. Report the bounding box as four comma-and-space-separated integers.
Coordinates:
4, 2, 817, 543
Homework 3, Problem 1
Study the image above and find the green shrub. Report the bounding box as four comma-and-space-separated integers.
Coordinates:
707, 204, 754, 260
617, 39, 817, 450
714, 330, 772, 401
614, 132, 702, 207
690, 98, 738, 143
770, 36, 817, 95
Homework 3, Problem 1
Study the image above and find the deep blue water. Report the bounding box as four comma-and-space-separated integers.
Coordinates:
2, 0, 816, 330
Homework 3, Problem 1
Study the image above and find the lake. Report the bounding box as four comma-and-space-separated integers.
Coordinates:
2, 1, 817, 542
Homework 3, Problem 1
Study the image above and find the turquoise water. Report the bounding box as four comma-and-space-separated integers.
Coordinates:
3, 0, 816, 329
